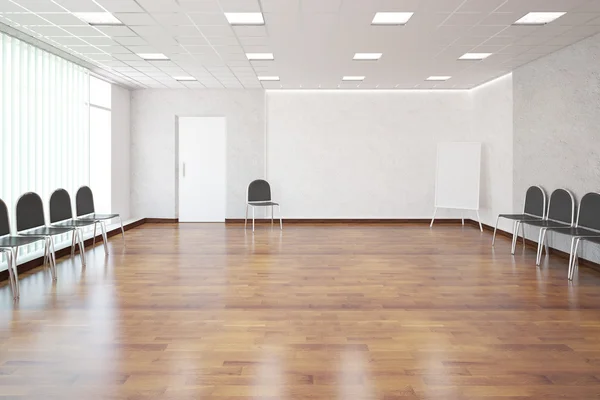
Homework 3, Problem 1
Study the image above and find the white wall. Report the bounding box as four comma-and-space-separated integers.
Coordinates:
111, 84, 131, 220
265, 88, 513, 224
130, 89, 265, 219
514, 32, 600, 262
472, 75, 514, 231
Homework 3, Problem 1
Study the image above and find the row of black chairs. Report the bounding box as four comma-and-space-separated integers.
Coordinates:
0, 186, 123, 299
494, 186, 600, 280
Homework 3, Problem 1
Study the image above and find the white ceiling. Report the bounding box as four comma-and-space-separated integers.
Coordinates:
1, 0, 600, 90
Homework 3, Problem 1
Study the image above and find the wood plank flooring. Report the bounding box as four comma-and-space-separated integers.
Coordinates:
1, 223, 600, 399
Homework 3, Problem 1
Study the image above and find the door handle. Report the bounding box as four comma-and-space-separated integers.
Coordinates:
182, 162, 186, 178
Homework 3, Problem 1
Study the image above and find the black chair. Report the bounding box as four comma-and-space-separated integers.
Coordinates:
245, 179, 282, 232
0, 199, 49, 299
75, 186, 124, 255
493, 185, 546, 247
50, 189, 96, 266
570, 236, 600, 280
551, 193, 600, 280
15, 193, 76, 281
517, 188, 576, 265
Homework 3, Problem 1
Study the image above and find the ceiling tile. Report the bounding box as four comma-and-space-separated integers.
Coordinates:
188, 13, 228, 25
115, 36, 148, 45
5, 13, 50, 25
219, 0, 261, 12
63, 26, 106, 36
176, 36, 209, 45
135, 0, 182, 12
53, 0, 104, 12
95, 26, 138, 37
114, 12, 156, 25
36, 12, 86, 25
96, 0, 145, 12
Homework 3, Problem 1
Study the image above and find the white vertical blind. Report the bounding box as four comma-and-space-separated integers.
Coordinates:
0, 32, 90, 269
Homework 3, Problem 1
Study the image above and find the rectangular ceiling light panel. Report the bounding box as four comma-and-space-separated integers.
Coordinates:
73, 12, 123, 26
372, 12, 414, 25
225, 13, 264, 25
353, 53, 382, 60
514, 12, 566, 25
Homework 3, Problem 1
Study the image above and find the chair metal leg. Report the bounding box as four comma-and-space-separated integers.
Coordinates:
4, 251, 15, 299
511, 221, 519, 254
77, 229, 86, 266
245, 204, 248, 229
71, 231, 77, 257
11, 248, 19, 299
43, 238, 49, 267
568, 237, 578, 280
492, 216, 500, 246
279, 205, 282, 230
536, 228, 548, 266
93, 222, 97, 247
430, 207, 438, 228
100, 222, 109, 255
252, 207, 255, 232
520, 222, 525, 247
569, 238, 582, 281
271, 205, 274, 227
119, 216, 125, 243
49, 236, 58, 281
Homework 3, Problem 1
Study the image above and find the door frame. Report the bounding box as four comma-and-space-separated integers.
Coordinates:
175, 115, 227, 221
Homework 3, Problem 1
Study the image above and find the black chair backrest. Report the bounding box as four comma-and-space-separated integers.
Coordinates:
50, 189, 74, 223
16, 192, 46, 232
523, 186, 546, 218
547, 189, 575, 225
577, 192, 600, 231
76, 186, 95, 217
247, 179, 272, 202
0, 199, 11, 236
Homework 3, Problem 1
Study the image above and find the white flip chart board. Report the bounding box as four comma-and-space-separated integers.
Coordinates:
434, 142, 481, 210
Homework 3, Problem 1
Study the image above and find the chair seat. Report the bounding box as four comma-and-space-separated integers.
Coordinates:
78, 213, 119, 221
52, 219, 95, 228
18, 226, 74, 237
248, 202, 279, 207
581, 236, 600, 245
545, 227, 600, 237
0, 235, 46, 248
522, 220, 570, 229
499, 213, 543, 221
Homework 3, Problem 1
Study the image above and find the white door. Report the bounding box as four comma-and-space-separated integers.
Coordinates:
178, 117, 226, 222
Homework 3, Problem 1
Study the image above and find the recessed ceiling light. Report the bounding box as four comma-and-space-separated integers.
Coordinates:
353, 53, 382, 61
174, 76, 197, 81
258, 76, 280, 81
73, 12, 123, 26
224, 12, 265, 25
459, 53, 492, 60
137, 53, 170, 60
342, 76, 365, 81
372, 12, 414, 25
426, 76, 452, 81
514, 12, 566, 25
246, 53, 274, 60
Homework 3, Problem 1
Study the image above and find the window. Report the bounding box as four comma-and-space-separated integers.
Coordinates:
0, 32, 90, 270
89, 76, 112, 214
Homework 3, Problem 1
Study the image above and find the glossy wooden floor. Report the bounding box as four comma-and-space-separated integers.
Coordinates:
2, 223, 600, 399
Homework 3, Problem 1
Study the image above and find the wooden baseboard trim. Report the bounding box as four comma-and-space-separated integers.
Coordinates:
226, 218, 464, 224
0, 218, 146, 282
145, 218, 179, 223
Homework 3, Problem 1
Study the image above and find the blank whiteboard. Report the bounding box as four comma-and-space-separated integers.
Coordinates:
434, 142, 481, 210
